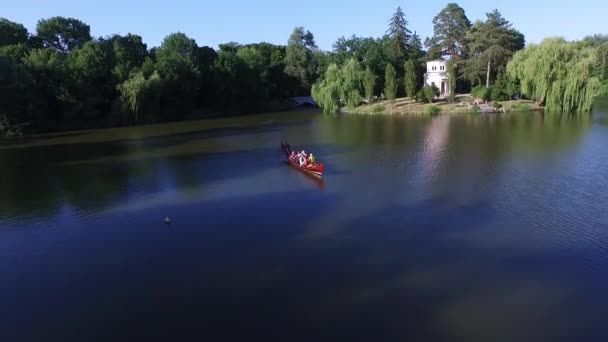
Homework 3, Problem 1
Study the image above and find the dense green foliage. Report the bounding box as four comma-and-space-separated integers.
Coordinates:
447, 60, 457, 102
426, 105, 441, 115
311, 59, 364, 113
386, 7, 411, 67
419, 85, 440, 103
2, 4, 607, 127
424, 3, 471, 61
404, 59, 417, 100
384, 64, 398, 102
363, 66, 376, 103
507, 38, 608, 112
465, 10, 525, 87
285, 27, 318, 93
0, 16, 318, 132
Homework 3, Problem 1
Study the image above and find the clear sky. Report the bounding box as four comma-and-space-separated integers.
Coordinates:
5, 0, 607, 50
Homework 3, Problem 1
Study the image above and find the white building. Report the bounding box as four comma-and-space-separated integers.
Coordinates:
424, 60, 451, 97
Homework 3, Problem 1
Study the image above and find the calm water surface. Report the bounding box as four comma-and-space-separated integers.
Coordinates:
2, 103, 608, 341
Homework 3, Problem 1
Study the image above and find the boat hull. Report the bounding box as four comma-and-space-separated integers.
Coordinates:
281, 142, 324, 178
285, 158, 324, 178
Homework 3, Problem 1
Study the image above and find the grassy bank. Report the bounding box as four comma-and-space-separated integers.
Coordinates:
350, 97, 543, 115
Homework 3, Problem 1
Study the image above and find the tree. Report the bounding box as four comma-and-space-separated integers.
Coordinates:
0, 44, 29, 62
311, 64, 342, 114
363, 66, 376, 103
507, 38, 605, 112
447, 59, 457, 102
384, 64, 397, 101
284, 27, 317, 93
0, 18, 28, 47
36, 17, 91, 52
155, 32, 200, 117
22, 48, 73, 122
118, 70, 163, 123
465, 10, 525, 87
341, 58, 363, 108
404, 59, 417, 101
0, 56, 33, 124
111, 34, 148, 83
409, 31, 424, 62
420, 85, 440, 103
311, 59, 364, 113
424, 3, 471, 60
386, 7, 411, 65
67, 40, 117, 117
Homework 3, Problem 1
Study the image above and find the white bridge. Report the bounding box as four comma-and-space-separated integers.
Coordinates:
288, 96, 317, 107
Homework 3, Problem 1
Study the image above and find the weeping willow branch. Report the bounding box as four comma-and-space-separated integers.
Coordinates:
507, 38, 606, 112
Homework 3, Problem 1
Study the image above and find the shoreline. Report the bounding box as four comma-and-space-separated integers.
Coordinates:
350, 98, 544, 115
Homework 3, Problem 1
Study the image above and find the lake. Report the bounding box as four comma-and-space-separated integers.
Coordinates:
2, 103, 608, 342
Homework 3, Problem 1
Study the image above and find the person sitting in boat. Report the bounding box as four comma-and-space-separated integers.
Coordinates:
299, 150, 307, 166
307, 153, 315, 165
289, 151, 296, 161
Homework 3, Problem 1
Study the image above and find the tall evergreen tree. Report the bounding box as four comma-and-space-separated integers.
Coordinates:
409, 31, 424, 61
386, 7, 411, 65
425, 3, 471, 61
465, 10, 525, 87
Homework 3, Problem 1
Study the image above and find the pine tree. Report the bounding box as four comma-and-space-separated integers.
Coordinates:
386, 7, 411, 65
426, 3, 471, 60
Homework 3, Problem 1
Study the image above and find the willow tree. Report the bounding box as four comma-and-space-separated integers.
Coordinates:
384, 64, 397, 102
311, 59, 364, 113
118, 70, 163, 123
507, 38, 606, 112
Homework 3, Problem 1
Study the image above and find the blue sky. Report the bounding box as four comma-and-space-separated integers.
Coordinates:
5, 0, 607, 50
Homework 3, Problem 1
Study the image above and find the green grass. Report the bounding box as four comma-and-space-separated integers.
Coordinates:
372, 105, 385, 113
426, 105, 441, 115
511, 102, 531, 112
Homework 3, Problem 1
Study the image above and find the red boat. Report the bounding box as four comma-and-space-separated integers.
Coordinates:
281, 142, 324, 178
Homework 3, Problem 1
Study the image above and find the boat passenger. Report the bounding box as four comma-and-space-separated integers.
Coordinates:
308, 153, 315, 165
299, 152, 307, 166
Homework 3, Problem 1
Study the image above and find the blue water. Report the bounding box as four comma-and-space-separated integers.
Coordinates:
1, 106, 608, 341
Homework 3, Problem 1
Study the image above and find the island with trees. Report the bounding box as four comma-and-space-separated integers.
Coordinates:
1, 3, 608, 137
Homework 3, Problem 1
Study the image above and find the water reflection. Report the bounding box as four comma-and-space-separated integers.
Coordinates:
1, 107, 608, 341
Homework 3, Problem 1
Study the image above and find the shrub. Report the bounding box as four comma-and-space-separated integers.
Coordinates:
492, 101, 503, 109
426, 105, 441, 115
471, 105, 481, 114
0, 115, 23, 138
421, 85, 440, 103
471, 86, 492, 102
491, 86, 510, 101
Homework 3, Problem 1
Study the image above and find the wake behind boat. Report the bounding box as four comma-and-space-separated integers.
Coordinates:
281, 142, 324, 178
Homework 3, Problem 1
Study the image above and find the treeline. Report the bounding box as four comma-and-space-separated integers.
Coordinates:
312, 3, 608, 113
0, 17, 323, 133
